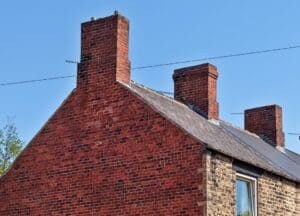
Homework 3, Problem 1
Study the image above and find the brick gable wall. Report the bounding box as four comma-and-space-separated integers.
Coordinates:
0, 82, 205, 215
0, 13, 205, 215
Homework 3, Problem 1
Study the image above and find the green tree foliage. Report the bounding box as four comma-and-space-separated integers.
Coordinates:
0, 123, 24, 176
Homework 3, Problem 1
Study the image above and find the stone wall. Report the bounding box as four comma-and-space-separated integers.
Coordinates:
204, 150, 299, 216
297, 185, 300, 213
258, 173, 298, 216
203, 150, 236, 216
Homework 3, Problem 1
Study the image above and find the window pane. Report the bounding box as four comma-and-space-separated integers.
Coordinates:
236, 179, 253, 216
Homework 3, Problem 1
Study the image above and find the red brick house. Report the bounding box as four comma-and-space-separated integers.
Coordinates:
0, 12, 299, 215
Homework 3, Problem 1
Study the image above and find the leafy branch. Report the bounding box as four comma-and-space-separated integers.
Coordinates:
0, 123, 24, 176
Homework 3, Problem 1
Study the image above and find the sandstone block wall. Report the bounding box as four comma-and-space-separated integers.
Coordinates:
204, 150, 299, 216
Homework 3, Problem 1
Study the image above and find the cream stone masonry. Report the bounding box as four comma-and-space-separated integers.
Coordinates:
204, 150, 300, 216
204, 150, 236, 216
297, 186, 300, 213
258, 173, 298, 215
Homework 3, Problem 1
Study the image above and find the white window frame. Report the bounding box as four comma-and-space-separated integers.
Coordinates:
236, 173, 257, 216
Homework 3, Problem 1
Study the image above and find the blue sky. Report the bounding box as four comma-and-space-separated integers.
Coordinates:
0, 1, 299, 153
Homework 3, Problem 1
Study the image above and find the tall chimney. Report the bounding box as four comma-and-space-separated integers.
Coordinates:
245, 105, 285, 147
173, 63, 219, 120
77, 12, 130, 91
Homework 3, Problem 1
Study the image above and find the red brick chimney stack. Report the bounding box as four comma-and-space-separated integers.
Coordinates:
173, 63, 219, 120
245, 105, 285, 147
77, 12, 130, 91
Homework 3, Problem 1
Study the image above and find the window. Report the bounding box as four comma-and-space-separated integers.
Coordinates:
236, 173, 257, 216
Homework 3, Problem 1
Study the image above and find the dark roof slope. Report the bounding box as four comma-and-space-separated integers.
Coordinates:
284, 149, 300, 165
120, 81, 300, 183
219, 121, 300, 180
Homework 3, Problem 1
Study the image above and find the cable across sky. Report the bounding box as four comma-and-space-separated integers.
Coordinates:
1, 44, 300, 88
131, 44, 300, 70
0, 75, 76, 87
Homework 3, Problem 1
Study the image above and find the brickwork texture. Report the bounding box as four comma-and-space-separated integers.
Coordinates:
0, 13, 204, 215
0, 12, 299, 216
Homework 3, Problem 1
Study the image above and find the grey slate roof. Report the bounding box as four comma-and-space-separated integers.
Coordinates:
120, 81, 300, 183
284, 149, 300, 165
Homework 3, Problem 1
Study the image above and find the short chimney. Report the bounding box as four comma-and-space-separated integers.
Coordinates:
173, 63, 219, 120
245, 105, 285, 147
77, 12, 130, 90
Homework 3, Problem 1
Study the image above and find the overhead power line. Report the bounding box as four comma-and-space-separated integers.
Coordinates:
0, 75, 174, 95
0, 75, 75, 87
65, 60, 79, 64
288, 133, 300, 141
1, 44, 300, 88
0, 74, 173, 95
131, 45, 300, 70
0, 75, 172, 95
66, 44, 300, 69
